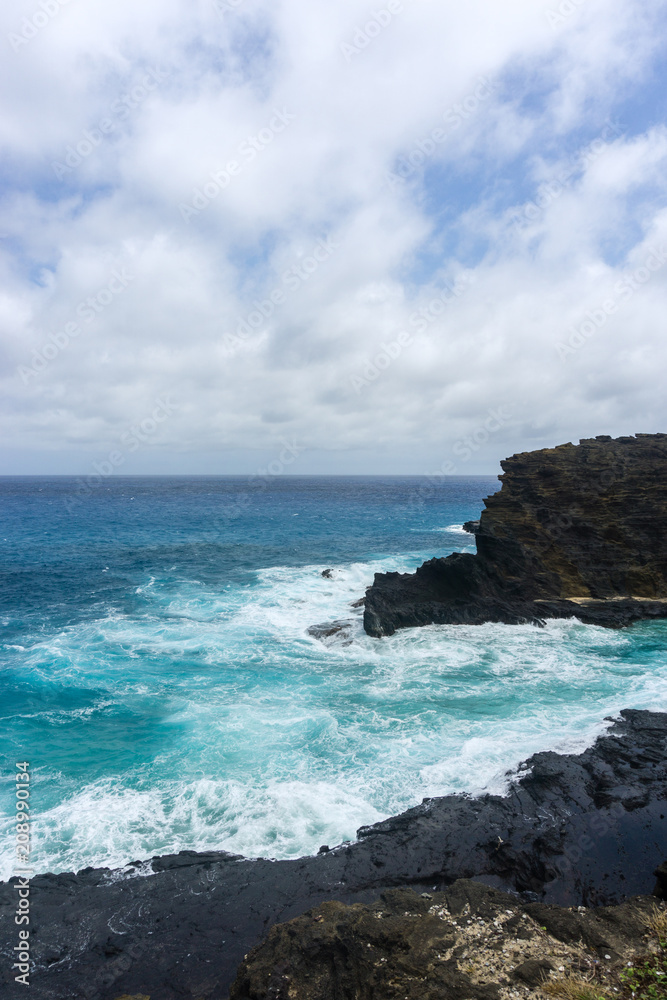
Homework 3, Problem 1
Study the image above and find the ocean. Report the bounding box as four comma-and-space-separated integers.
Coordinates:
1, 475, 666, 882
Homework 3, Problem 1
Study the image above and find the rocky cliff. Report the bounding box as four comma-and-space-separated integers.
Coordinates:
364, 433, 667, 637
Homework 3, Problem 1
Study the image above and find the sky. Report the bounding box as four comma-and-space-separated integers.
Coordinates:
1, 0, 667, 475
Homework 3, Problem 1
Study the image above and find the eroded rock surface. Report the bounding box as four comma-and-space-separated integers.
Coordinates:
364, 433, 667, 636
230, 881, 663, 1000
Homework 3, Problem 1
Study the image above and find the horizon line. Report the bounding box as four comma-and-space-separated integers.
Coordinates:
0, 472, 502, 479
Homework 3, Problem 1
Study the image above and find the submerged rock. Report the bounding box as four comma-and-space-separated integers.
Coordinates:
307, 619, 356, 645
364, 433, 667, 636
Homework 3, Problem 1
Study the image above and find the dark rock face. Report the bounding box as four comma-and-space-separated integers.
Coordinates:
1, 711, 666, 999
230, 885, 500, 1000
229, 880, 661, 1000
364, 433, 667, 637
654, 860, 667, 899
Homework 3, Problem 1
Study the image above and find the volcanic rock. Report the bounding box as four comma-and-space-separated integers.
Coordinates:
307, 619, 355, 645
2, 710, 666, 999
229, 881, 663, 1000
364, 433, 667, 636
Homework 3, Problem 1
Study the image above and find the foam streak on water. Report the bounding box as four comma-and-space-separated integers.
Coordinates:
1, 476, 666, 881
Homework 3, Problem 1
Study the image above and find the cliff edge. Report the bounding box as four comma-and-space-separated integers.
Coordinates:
364, 433, 667, 637
230, 881, 667, 1000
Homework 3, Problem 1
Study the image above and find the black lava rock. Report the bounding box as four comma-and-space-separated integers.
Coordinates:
1, 710, 666, 999
363, 434, 667, 636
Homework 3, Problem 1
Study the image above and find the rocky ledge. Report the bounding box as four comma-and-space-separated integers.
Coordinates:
1, 710, 666, 999
231, 879, 667, 1000
364, 433, 667, 637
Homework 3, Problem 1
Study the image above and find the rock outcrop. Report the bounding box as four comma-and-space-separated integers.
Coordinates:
364, 433, 667, 637
230, 880, 665, 1000
2, 711, 666, 999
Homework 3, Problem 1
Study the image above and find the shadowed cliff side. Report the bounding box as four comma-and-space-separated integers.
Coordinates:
364, 433, 667, 637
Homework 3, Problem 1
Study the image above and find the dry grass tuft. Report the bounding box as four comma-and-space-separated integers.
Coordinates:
542, 973, 611, 1000
646, 905, 667, 945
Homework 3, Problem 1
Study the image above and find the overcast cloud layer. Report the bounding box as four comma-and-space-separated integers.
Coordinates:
1, 0, 667, 474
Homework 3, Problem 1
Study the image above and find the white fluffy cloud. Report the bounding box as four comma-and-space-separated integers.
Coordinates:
1, 0, 666, 473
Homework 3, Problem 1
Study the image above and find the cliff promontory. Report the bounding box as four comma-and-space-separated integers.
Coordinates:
364, 433, 667, 637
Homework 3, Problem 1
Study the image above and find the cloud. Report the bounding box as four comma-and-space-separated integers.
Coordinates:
1, 0, 667, 473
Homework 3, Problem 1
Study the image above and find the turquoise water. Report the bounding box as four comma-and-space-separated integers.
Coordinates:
1, 475, 666, 881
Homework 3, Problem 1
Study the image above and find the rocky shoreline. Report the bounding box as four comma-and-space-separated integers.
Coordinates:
364, 434, 667, 637
1, 709, 666, 999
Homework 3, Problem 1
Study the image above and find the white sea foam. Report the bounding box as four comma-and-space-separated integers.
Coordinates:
0, 775, 384, 883
2, 558, 666, 881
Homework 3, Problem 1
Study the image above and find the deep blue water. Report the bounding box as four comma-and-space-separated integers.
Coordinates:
1, 475, 666, 879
